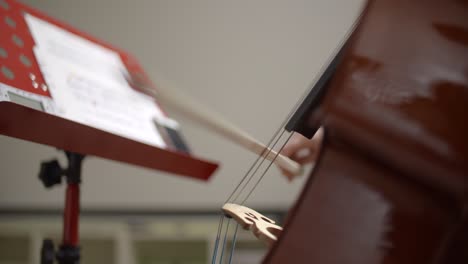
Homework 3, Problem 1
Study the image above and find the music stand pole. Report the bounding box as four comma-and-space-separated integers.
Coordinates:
39, 151, 85, 264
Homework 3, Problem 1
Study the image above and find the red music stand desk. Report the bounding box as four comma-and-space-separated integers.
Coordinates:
0, 1, 218, 263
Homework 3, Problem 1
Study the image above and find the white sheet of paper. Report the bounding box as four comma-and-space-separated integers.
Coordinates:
25, 14, 129, 88
25, 14, 172, 149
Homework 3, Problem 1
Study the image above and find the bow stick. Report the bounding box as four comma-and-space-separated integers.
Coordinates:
127, 73, 302, 178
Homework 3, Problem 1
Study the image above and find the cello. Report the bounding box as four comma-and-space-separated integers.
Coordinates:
263, 0, 468, 263
135, 0, 468, 262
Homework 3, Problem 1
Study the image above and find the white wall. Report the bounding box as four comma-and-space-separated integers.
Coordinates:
0, 0, 365, 211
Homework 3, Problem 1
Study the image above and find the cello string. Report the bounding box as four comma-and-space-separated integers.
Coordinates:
213, 11, 364, 261
212, 127, 287, 264
230, 129, 287, 204
224, 126, 290, 204
210, 132, 291, 263
213, 65, 310, 261
218, 218, 231, 264
211, 215, 225, 264
214, 133, 290, 262
214, 130, 287, 261
227, 224, 239, 264
228, 127, 286, 203
223, 67, 319, 205
224, 25, 354, 205
223, 70, 317, 205
212, 60, 324, 262
223, 148, 273, 205
241, 132, 293, 205
227, 15, 365, 205
221, 65, 315, 206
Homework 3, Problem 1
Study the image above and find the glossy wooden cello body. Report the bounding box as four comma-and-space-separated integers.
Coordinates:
264, 0, 468, 263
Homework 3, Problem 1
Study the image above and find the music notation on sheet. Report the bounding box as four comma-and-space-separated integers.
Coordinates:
24, 14, 177, 149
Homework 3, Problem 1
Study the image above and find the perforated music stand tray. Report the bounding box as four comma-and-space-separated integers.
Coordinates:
0, 0, 218, 179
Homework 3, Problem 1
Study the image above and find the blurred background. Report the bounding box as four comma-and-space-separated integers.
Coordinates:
0, 0, 364, 263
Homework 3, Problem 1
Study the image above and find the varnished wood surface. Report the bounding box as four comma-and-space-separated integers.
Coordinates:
313, 0, 468, 197
265, 0, 468, 263
266, 141, 455, 264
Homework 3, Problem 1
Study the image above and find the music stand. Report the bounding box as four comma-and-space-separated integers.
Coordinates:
0, 1, 218, 263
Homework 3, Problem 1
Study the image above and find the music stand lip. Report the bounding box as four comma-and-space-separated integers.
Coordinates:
0, 101, 219, 181
0, 0, 218, 181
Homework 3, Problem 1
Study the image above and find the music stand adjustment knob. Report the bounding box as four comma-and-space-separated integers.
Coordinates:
38, 160, 64, 188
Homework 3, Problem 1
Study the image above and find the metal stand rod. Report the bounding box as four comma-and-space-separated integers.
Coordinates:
39, 151, 85, 264
62, 183, 80, 247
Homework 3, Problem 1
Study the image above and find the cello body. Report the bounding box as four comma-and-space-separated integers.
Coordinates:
265, 0, 468, 263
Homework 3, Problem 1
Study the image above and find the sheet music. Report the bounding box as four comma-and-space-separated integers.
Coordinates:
24, 14, 129, 88
25, 14, 172, 149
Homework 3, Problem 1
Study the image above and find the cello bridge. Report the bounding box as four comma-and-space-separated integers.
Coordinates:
222, 203, 283, 247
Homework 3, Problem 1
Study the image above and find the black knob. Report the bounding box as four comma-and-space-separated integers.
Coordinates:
56, 245, 80, 264
41, 239, 55, 264
38, 160, 63, 188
